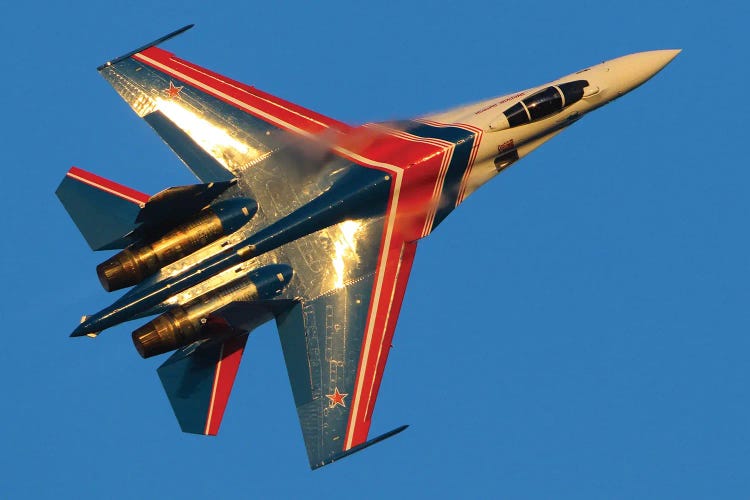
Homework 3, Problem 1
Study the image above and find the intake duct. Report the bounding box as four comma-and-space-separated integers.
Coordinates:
97, 198, 257, 291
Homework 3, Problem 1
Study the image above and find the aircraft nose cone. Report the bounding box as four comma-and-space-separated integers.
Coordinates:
71, 317, 96, 337
607, 49, 681, 95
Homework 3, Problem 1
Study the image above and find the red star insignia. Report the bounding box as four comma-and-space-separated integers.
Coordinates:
326, 387, 348, 408
164, 81, 183, 99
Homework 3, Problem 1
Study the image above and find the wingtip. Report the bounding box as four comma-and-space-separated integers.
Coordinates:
310, 424, 410, 470
97, 24, 196, 71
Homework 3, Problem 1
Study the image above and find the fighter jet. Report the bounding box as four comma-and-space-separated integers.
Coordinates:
57, 25, 679, 469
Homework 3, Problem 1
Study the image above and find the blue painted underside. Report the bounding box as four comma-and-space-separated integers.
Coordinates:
157, 335, 244, 434
276, 277, 375, 469
55, 175, 141, 251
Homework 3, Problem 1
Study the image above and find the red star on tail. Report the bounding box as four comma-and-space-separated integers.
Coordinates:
164, 81, 183, 99
326, 387, 348, 408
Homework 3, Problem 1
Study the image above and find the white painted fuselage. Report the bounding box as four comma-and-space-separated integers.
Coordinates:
425, 50, 680, 201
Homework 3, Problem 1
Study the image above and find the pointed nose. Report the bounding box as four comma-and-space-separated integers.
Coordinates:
606, 49, 681, 95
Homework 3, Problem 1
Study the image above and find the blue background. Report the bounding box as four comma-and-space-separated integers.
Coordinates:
1, 1, 748, 498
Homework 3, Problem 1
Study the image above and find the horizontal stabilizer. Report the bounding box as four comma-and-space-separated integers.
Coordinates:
312, 425, 408, 470
157, 334, 248, 435
56, 167, 148, 250
57, 166, 241, 250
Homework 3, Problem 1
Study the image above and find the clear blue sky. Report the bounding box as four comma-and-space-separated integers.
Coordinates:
1, 1, 748, 498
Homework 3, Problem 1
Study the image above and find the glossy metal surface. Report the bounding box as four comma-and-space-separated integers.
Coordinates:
96, 198, 257, 291
58, 28, 679, 469
133, 264, 291, 358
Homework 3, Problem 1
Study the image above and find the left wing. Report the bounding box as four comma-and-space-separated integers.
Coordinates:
276, 226, 418, 468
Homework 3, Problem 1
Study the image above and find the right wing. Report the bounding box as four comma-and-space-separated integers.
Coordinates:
275, 225, 418, 468
98, 25, 351, 184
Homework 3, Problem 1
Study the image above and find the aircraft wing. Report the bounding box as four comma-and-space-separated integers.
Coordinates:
276, 228, 416, 468
98, 26, 351, 185
97, 27, 415, 467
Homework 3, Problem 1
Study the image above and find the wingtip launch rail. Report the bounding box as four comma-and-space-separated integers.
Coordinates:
97, 24, 195, 71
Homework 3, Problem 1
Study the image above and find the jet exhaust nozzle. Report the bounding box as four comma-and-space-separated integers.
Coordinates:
132, 264, 293, 358
97, 198, 257, 292
132, 307, 198, 358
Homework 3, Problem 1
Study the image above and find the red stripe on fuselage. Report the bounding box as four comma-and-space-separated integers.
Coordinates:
67, 166, 149, 205
455, 122, 483, 205
417, 119, 485, 207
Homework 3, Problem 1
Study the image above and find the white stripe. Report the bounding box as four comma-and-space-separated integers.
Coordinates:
430, 146, 454, 226
363, 123, 450, 149
358, 124, 453, 238
414, 119, 485, 211
204, 343, 225, 434
344, 172, 402, 449
134, 54, 403, 178
67, 172, 146, 206
135, 52, 418, 448
167, 56, 332, 129
363, 241, 407, 420
456, 130, 484, 204
135, 53, 324, 141
421, 146, 453, 236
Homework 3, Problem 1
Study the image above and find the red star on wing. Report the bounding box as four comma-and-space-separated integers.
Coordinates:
326, 387, 348, 408
164, 81, 184, 99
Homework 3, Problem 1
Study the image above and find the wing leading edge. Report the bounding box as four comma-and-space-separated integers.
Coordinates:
276, 233, 418, 468
97, 26, 351, 184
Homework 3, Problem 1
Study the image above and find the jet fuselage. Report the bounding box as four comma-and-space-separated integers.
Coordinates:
71, 50, 680, 340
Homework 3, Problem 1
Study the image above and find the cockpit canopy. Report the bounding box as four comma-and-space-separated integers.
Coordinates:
502, 80, 589, 128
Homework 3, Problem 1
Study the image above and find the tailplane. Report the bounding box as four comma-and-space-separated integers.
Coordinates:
56, 167, 148, 250
56, 166, 238, 252
157, 335, 248, 435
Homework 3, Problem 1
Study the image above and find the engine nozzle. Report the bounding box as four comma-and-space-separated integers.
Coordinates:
131, 264, 293, 358
97, 198, 257, 291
